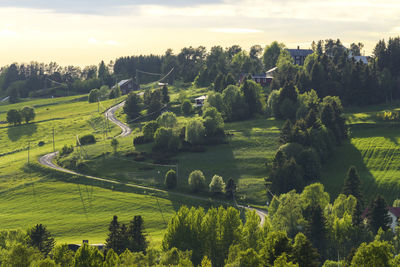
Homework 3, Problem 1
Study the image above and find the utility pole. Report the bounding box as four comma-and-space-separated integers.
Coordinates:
27, 141, 30, 164
52, 127, 55, 152
136, 69, 139, 85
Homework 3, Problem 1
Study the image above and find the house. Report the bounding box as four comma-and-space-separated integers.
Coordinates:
239, 72, 273, 87
362, 207, 400, 232
114, 78, 139, 95
194, 95, 207, 107
286, 46, 313, 65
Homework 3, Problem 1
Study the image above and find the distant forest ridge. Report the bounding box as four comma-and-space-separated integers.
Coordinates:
1, 37, 400, 106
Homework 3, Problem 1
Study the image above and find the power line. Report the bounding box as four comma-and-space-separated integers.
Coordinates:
136, 69, 163, 76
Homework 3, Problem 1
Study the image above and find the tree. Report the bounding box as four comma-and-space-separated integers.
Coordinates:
74, 243, 103, 267
350, 240, 393, 267
157, 111, 177, 128
127, 215, 148, 253
111, 138, 119, 153
242, 211, 262, 250
203, 107, 224, 138
342, 166, 363, 204
188, 170, 206, 192
263, 41, 285, 70
6, 108, 22, 125
153, 127, 178, 152
27, 224, 55, 256
307, 206, 327, 257
88, 88, 100, 103
53, 244, 75, 267
261, 231, 293, 266
181, 99, 193, 116
240, 79, 264, 116
105, 215, 124, 254
209, 175, 225, 195
103, 249, 119, 267
21, 106, 35, 123
292, 232, 320, 267
143, 120, 158, 141
225, 178, 236, 199
280, 120, 293, 144
123, 92, 142, 119
2, 243, 41, 267
368, 195, 391, 233
165, 169, 177, 189
162, 84, 170, 103
148, 89, 163, 114
185, 118, 206, 145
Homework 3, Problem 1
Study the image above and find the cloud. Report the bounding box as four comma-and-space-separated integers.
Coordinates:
210, 28, 262, 34
106, 40, 119, 46
88, 37, 99, 44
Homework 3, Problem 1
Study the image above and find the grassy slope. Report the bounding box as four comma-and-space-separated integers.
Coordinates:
0, 95, 202, 246
322, 104, 400, 203
95, 85, 281, 204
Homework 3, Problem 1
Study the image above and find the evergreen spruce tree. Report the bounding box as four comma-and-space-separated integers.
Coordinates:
27, 224, 55, 256
225, 178, 236, 199
280, 119, 293, 144
368, 195, 391, 233
106, 215, 124, 254
307, 206, 327, 258
352, 199, 363, 227
128, 215, 148, 253
162, 84, 170, 103
342, 166, 363, 205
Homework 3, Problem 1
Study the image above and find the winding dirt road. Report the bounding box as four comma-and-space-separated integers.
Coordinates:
38, 101, 268, 224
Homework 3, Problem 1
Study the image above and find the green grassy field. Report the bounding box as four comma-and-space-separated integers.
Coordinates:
0, 94, 206, 246
322, 104, 400, 204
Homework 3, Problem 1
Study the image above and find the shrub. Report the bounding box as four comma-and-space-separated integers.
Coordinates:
181, 100, 193, 115
185, 118, 205, 145
60, 144, 74, 156
209, 175, 225, 195
165, 169, 177, 189
143, 121, 158, 141
111, 138, 119, 153
188, 170, 206, 192
78, 134, 96, 145
38, 141, 45, 147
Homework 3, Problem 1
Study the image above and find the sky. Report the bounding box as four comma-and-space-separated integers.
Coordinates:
0, 0, 399, 66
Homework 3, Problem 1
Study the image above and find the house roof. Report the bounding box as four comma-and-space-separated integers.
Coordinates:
252, 73, 267, 79
362, 207, 400, 219
117, 79, 132, 87
195, 95, 207, 100
287, 48, 313, 57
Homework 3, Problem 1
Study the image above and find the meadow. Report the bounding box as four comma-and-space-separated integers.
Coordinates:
0, 94, 204, 246
322, 104, 400, 204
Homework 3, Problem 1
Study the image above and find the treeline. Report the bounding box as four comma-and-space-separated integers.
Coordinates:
270, 37, 400, 106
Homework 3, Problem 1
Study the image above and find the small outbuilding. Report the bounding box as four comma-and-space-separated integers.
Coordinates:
194, 95, 207, 107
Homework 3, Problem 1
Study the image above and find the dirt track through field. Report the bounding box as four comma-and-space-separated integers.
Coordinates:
38, 101, 268, 225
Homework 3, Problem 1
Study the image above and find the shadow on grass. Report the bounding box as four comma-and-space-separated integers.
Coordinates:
7, 123, 38, 141
322, 125, 400, 204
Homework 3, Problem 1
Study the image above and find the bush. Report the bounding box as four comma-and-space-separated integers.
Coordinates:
185, 118, 205, 145
165, 169, 177, 189
209, 175, 225, 195
60, 144, 74, 156
188, 170, 206, 192
143, 121, 159, 141
38, 141, 45, 147
267, 90, 280, 117
78, 134, 96, 145
181, 100, 193, 115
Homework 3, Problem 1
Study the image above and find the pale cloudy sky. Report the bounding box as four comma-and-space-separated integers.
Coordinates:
0, 0, 399, 66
